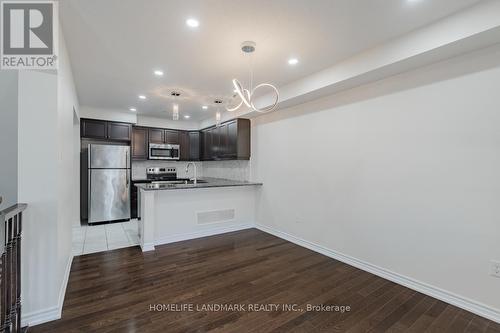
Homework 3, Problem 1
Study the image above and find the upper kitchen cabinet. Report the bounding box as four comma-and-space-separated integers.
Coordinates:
148, 128, 180, 145
179, 131, 189, 160
81, 119, 107, 139
202, 118, 250, 160
148, 128, 164, 144
188, 131, 201, 161
81, 118, 131, 142
180, 131, 201, 161
132, 127, 149, 160
165, 130, 180, 144
107, 122, 132, 141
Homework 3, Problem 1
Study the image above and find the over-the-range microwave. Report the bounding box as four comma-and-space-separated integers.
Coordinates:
149, 143, 180, 160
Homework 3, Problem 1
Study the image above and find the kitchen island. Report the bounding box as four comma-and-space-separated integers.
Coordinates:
135, 178, 262, 251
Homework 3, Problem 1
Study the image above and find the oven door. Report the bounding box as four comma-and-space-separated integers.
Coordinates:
149, 144, 180, 160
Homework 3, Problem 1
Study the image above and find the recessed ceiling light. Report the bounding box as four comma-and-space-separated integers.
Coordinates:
184, 115, 190, 119
129, 107, 137, 112
154, 70, 164, 77
138, 95, 146, 100
202, 105, 208, 110
186, 18, 199, 28
288, 58, 299, 65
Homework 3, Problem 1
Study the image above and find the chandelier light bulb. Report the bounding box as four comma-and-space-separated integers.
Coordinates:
172, 103, 179, 120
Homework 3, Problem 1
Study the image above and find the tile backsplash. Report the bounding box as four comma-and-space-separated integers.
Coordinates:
132, 160, 250, 181
202, 160, 250, 181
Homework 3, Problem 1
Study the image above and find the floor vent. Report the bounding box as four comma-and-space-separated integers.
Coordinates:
197, 209, 235, 224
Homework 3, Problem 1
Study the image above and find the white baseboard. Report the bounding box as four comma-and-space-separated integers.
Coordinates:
141, 242, 155, 252
155, 223, 254, 247
256, 223, 500, 324
21, 305, 60, 328
22, 254, 74, 327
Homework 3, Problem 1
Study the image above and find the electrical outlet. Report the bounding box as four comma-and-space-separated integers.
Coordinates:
491, 260, 500, 278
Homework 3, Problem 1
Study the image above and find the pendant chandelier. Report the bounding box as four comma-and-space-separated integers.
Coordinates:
214, 99, 223, 126
171, 91, 180, 120
226, 41, 279, 113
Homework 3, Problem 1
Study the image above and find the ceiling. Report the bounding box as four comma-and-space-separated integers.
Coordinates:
61, 0, 482, 122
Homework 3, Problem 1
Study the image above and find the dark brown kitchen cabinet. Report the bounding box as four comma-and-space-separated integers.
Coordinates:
179, 131, 189, 160
201, 129, 211, 160
201, 118, 250, 160
148, 128, 181, 145
81, 119, 107, 139
107, 122, 132, 141
178, 131, 201, 161
165, 130, 180, 144
81, 118, 131, 141
226, 120, 238, 157
149, 128, 164, 144
132, 127, 149, 160
188, 131, 200, 161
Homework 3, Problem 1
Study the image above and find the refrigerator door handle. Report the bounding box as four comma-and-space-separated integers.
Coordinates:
88, 169, 91, 220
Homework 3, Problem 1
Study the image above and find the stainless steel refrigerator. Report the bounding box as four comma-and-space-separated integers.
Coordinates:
86, 144, 131, 224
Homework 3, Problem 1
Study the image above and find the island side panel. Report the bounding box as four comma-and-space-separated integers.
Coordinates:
153, 186, 257, 245
139, 188, 156, 251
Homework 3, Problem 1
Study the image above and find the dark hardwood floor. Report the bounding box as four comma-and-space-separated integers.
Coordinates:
31, 229, 499, 333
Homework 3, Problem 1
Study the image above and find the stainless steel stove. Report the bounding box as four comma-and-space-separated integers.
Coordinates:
146, 167, 178, 182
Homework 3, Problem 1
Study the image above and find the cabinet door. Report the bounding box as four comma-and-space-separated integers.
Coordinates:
211, 127, 220, 159
107, 122, 131, 141
226, 120, 238, 158
218, 123, 229, 158
188, 132, 200, 161
132, 127, 148, 160
179, 131, 189, 160
202, 129, 212, 160
81, 119, 107, 139
165, 130, 180, 144
149, 128, 164, 144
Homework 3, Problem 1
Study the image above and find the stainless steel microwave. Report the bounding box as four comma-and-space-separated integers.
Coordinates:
149, 143, 180, 160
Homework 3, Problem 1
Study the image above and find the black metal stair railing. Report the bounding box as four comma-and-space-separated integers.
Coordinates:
0, 204, 27, 333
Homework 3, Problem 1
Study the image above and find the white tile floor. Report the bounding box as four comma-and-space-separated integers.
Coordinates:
72, 219, 140, 256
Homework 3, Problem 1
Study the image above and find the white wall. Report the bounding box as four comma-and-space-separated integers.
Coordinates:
136, 115, 198, 130
79, 106, 199, 130
20, 25, 80, 326
251, 45, 500, 318
80, 106, 137, 123
0, 71, 18, 210
18, 69, 60, 324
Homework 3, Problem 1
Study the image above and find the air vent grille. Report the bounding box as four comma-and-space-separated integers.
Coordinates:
197, 209, 235, 224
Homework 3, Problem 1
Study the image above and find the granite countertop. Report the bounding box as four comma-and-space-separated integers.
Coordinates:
134, 177, 263, 191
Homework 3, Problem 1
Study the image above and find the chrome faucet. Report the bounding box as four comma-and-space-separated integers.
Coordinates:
185, 162, 197, 184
